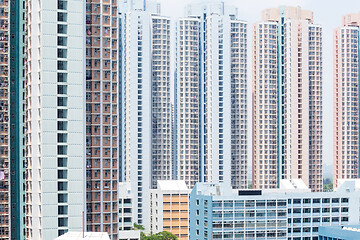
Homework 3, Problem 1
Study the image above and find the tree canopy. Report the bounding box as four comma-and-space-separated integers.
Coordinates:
140, 231, 178, 240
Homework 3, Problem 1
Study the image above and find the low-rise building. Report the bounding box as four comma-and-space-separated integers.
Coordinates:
119, 183, 134, 231
150, 180, 191, 240
190, 179, 360, 239
319, 225, 360, 240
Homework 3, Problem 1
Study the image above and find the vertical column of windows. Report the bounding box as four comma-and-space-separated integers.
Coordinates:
309, 25, 323, 192
137, 19, 143, 224
230, 21, 247, 189
85, 0, 100, 232
253, 23, 278, 189
217, 20, 224, 182
0, 0, 9, 238
56, 0, 68, 236
177, 19, 200, 188
24, 0, 31, 238
151, 17, 171, 189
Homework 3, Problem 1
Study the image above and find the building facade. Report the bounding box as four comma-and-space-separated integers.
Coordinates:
190, 180, 360, 240
150, 181, 190, 240
176, 0, 248, 189
24, 0, 86, 239
0, 0, 26, 239
85, 0, 120, 238
253, 6, 323, 191
119, 0, 172, 229
333, 12, 360, 188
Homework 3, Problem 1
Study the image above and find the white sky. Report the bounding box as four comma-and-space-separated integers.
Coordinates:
157, 0, 360, 177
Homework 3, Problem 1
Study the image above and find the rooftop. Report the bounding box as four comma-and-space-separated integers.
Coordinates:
157, 180, 189, 191
55, 232, 110, 240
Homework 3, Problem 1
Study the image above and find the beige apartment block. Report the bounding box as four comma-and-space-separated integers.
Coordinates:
150, 181, 190, 240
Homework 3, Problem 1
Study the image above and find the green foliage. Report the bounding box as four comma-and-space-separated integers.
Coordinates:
323, 181, 333, 192
140, 231, 178, 240
134, 223, 145, 230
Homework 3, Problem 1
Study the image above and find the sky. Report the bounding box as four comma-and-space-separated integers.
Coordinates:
157, 0, 360, 178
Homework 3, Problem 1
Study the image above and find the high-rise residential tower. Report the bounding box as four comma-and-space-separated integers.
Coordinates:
119, 0, 172, 229
85, 0, 119, 238
0, 0, 26, 239
333, 13, 360, 188
253, 6, 323, 192
24, 0, 86, 239
176, 0, 248, 189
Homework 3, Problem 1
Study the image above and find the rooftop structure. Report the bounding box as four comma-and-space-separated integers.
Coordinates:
319, 225, 360, 240
55, 232, 110, 240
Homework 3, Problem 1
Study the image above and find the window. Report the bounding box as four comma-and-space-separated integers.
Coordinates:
57, 97, 67, 107
58, 206, 68, 215
57, 24, 67, 34
57, 145, 67, 155
58, 182, 68, 191
58, 194, 68, 203
58, 73, 67, 82
57, 109, 67, 119
57, 121, 67, 131
58, 170, 67, 179
58, 217, 68, 227
57, 12, 67, 22
58, 158, 67, 167
58, 0, 67, 10
57, 49, 67, 59
57, 36, 67, 46
57, 61, 67, 70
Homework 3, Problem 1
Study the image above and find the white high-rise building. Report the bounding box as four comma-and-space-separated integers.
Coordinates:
252, 6, 323, 192
176, 0, 248, 189
24, 0, 86, 239
119, 0, 172, 229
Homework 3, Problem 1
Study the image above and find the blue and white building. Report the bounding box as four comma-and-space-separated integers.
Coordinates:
176, 0, 248, 189
190, 179, 360, 240
119, 0, 172, 229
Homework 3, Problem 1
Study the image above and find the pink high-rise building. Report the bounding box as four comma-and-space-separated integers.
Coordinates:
253, 6, 323, 192
333, 13, 360, 188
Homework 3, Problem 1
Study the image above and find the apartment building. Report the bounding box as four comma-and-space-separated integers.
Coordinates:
24, 0, 86, 239
85, 0, 120, 238
177, 0, 248, 189
333, 12, 360, 188
150, 181, 191, 240
0, 0, 26, 239
190, 180, 360, 240
253, 6, 323, 191
119, 0, 172, 230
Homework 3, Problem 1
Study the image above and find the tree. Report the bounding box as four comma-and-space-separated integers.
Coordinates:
134, 223, 145, 230
323, 181, 333, 192
140, 231, 178, 240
